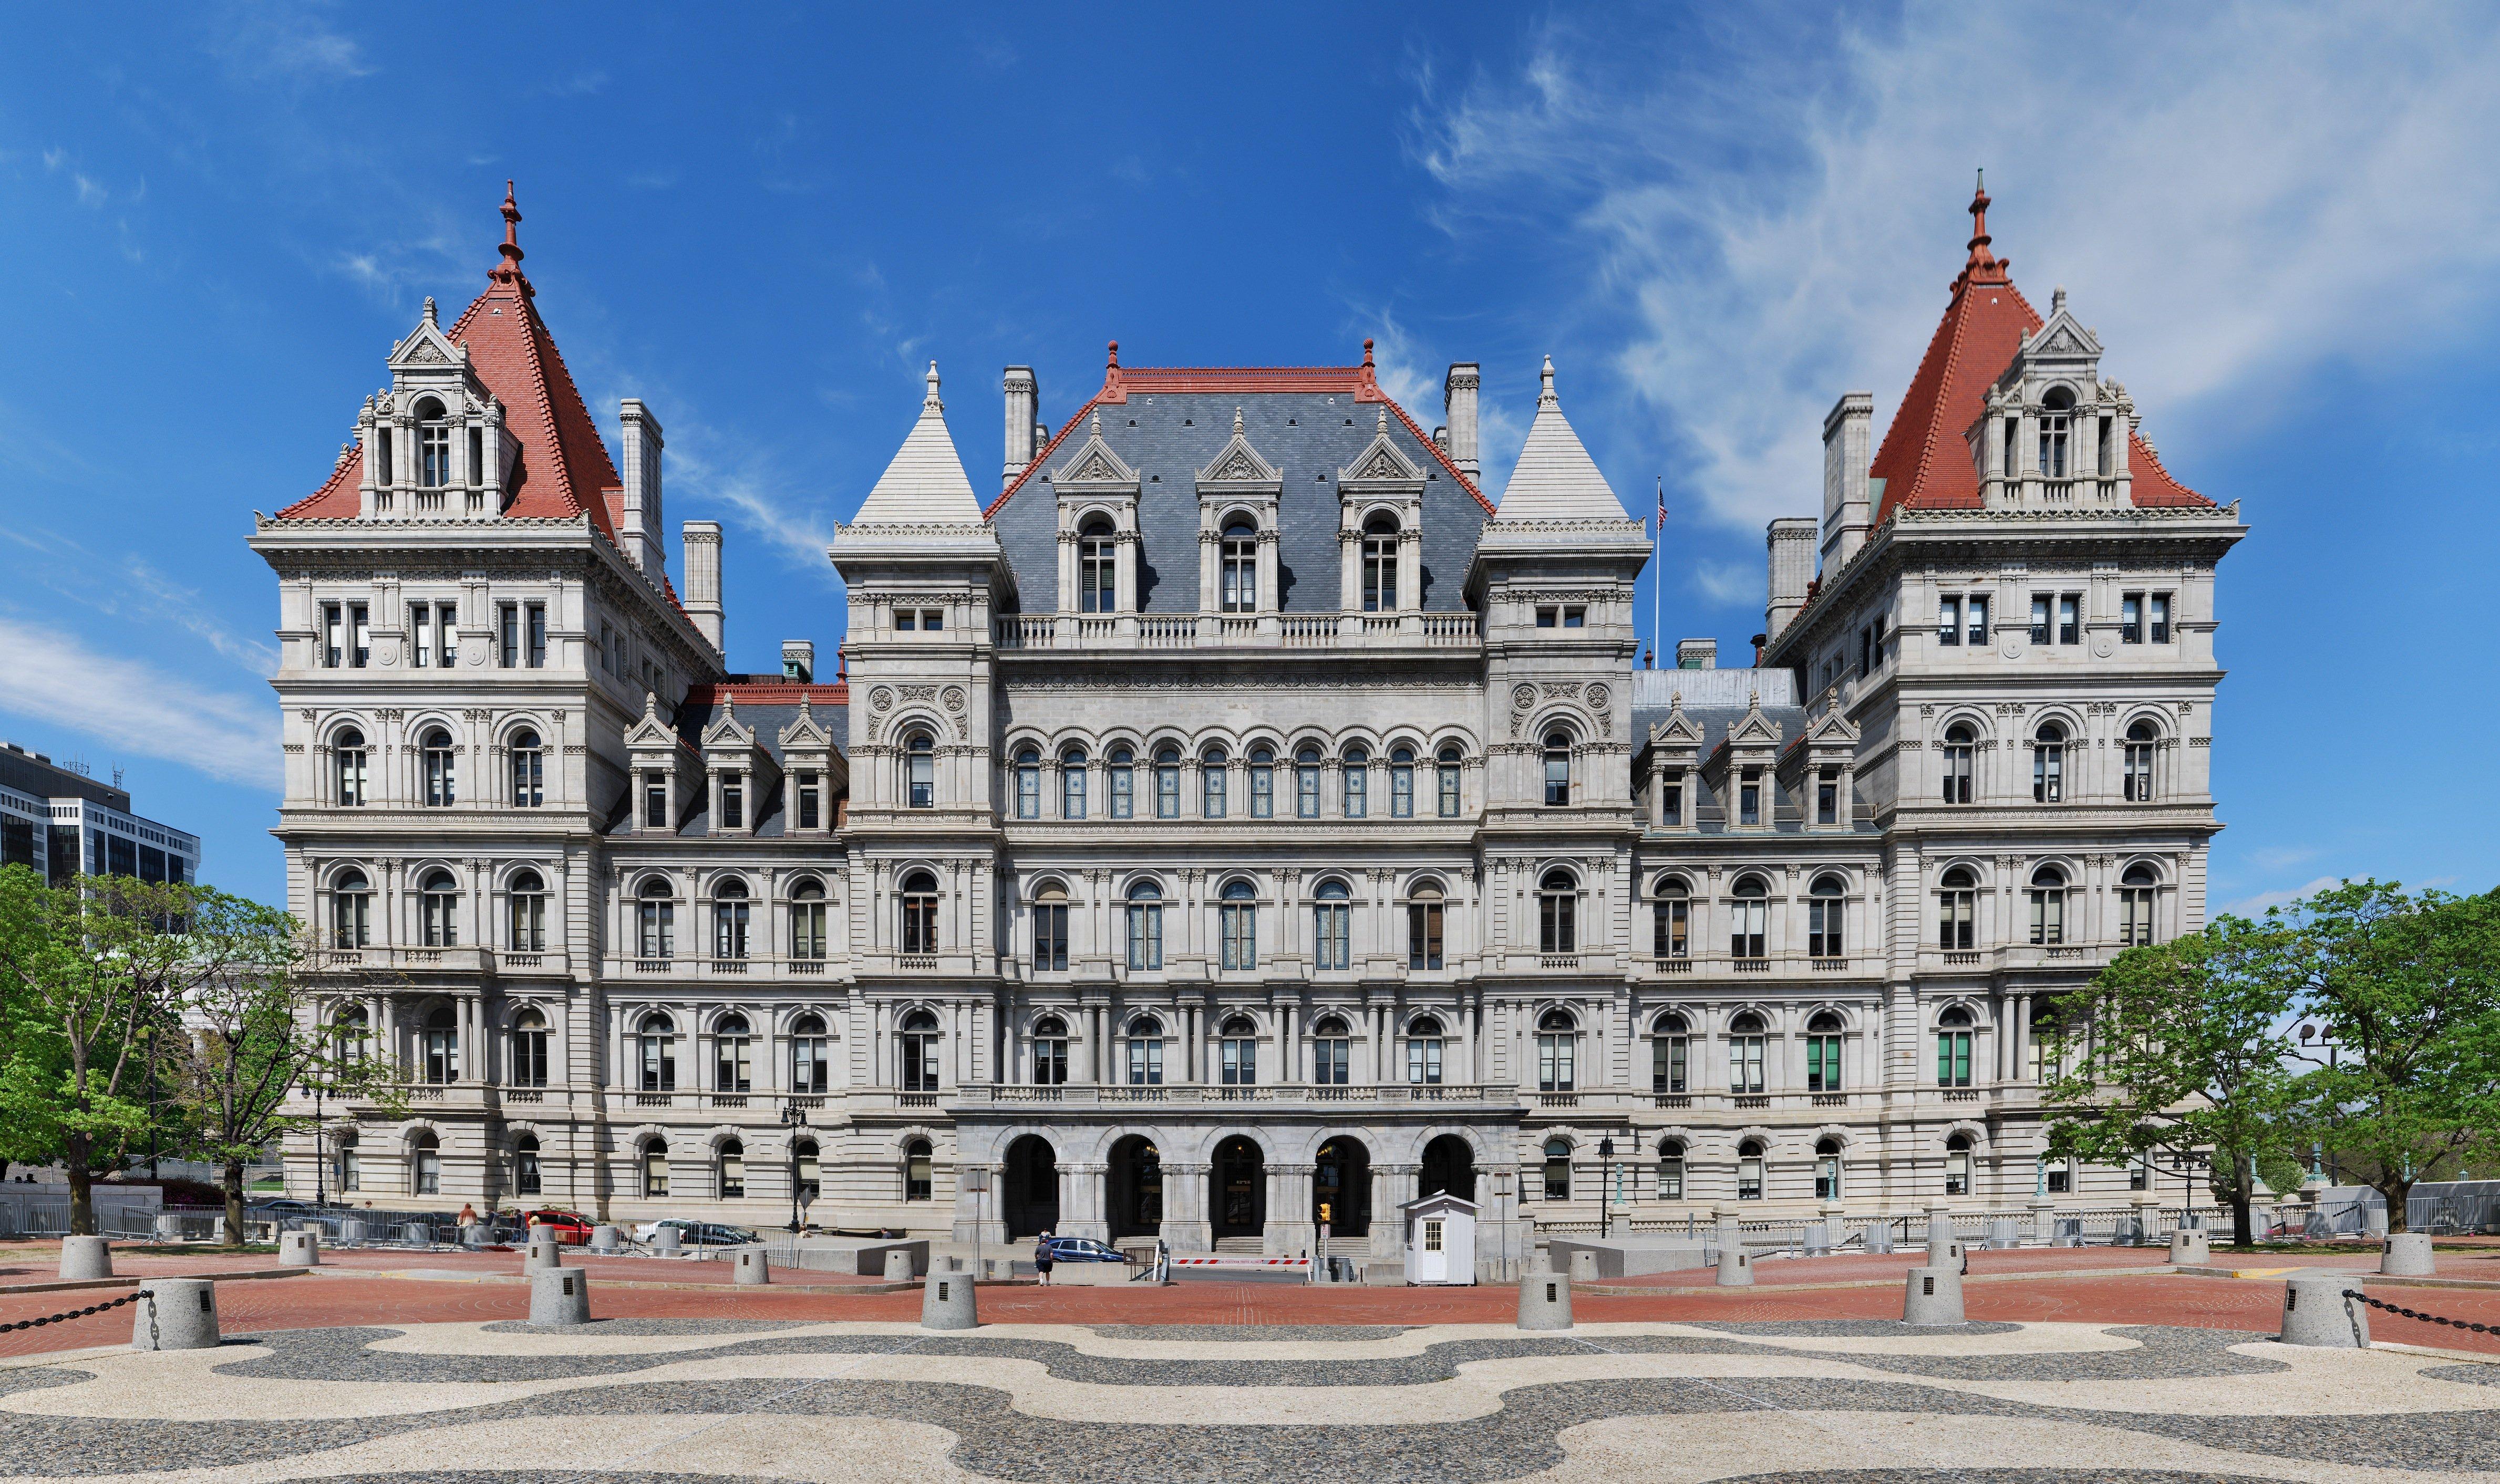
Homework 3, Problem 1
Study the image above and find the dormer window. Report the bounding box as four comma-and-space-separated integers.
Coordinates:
1079, 518, 1117, 613
2038, 387, 2074, 479
416, 398, 453, 489
1361, 514, 1399, 611
1221, 521, 1257, 612
719, 772, 743, 830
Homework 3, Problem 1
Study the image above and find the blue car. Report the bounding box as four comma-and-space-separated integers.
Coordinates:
1038, 1236, 1129, 1263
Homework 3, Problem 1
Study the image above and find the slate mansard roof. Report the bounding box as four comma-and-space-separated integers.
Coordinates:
985, 348, 1497, 614
602, 681, 851, 839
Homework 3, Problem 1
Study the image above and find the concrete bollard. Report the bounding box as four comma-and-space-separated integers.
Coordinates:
152, 1214, 182, 1243
1567, 1249, 1599, 1282
59, 1236, 112, 1282
2169, 1230, 2212, 1266
1927, 1226, 1964, 1268
1517, 1271, 1573, 1331
529, 1268, 592, 1326
590, 1225, 624, 1254
2280, 1274, 2369, 1348
653, 1226, 682, 1256
1862, 1221, 1893, 1254
131, 1279, 221, 1351
883, 1248, 915, 1282
2363, 1206, 2390, 1239
1986, 1217, 2019, 1251
1803, 1221, 1833, 1257
1717, 1246, 1753, 1286
523, 1232, 563, 1272
731, 1247, 771, 1285
340, 1218, 366, 1244
277, 1230, 321, 1268
921, 1271, 979, 1330
2382, 1233, 2436, 1276
406, 1223, 435, 1248
1904, 1264, 1965, 1325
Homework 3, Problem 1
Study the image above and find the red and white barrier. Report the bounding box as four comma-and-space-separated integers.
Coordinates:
1169, 1255, 1311, 1268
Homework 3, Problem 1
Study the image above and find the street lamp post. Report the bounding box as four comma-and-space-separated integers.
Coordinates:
780, 1102, 811, 1233
1490, 1168, 1516, 1281
2294, 1023, 2342, 1186
304, 1074, 328, 1208
1597, 1138, 1615, 1239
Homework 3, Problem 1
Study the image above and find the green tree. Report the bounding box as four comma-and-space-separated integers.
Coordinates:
2043, 914, 2309, 1247
2282, 880, 2500, 1233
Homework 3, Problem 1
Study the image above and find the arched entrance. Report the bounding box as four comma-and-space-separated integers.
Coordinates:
1313, 1136, 1370, 1238
1211, 1135, 1264, 1240
1107, 1134, 1164, 1240
1420, 1134, 1476, 1202
1003, 1135, 1059, 1237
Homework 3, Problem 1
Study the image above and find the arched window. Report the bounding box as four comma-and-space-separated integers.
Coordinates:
2038, 385, 2073, 478
897, 1009, 939, 1092
1737, 1138, 1765, 1201
790, 879, 828, 960
1536, 1008, 1576, 1093
1108, 745, 1135, 818
1341, 745, 1369, 818
331, 1003, 372, 1062
1154, 745, 1182, 818
415, 397, 453, 490
1125, 1016, 1165, 1086
712, 878, 750, 960
420, 870, 460, 947
1294, 746, 1322, 818
1808, 875, 1846, 958
1437, 743, 1463, 817
1389, 745, 1416, 817
904, 1138, 933, 1201
1815, 1137, 1843, 1200
1538, 869, 1577, 954
1406, 1014, 1444, 1085
1201, 747, 1228, 819
1945, 1132, 1972, 1196
1220, 880, 1258, 972
421, 728, 456, 807
714, 1013, 753, 1093
1941, 723, 1974, 804
1361, 512, 1400, 611
1728, 1011, 1766, 1094
333, 728, 368, 806
1728, 876, 1767, 960
1652, 877, 1690, 960
1406, 881, 1444, 971
2032, 722, 2067, 804
1219, 1014, 1257, 1086
411, 1130, 442, 1195
1030, 883, 1069, 972
1060, 746, 1089, 820
2028, 864, 2068, 946
1651, 1011, 1689, 1094
421, 1003, 459, 1084
1014, 747, 1041, 819
1937, 1006, 1974, 1088
1311, 1014, 1352, 1085
904, 732, 935, 810
1937, 867, 1977, 950
1125, 881, 1163, 970
1079, 517, 1118, 613
513, 1131, 541, 1196
1220, 520, 1258, 612
1658, 1138, 1687, 1199
2119, 862, 2161, 947
791, 1013, 829, 1094
331, 868, 372, 949
1542, 1137, 1573, 1201
1030, 1009, 1070, 1079
718, 1137, 746, 1198
642, 1137, 669, 1198
898, 871, 939, 956
637, 1012, 676, 1092
509, 728, 544, 807
1543, 730, 1572, 806
336, 1128, 361, 1192
794, 1137, 821, 1203
1806, 1011, 1843, 1093
508, 868, 546, 952
2124, 719, 2158, 802
637, 879, 675, 960
1247, 745, 1275, 818
1312, 879, 1351, 971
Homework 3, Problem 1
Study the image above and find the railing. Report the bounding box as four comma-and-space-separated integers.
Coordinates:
635, 1092, 674, 1107
787, 1095, 825, 1109
409, 1086, 443, 1102
1139, 616, 1197, 648
1280, 615, 1336, 648
1656, 957, 1693, 972
2040, 479, 2075, 503
502, 953, 541, 969
1732, 1094, 1770, 1108
1943, 951, 1982, 966
713, 1094, 748, 1109
1421, 612, 1477, 644
1654, 1093, 1691, 1108
897, 954, 938, 970
1812, 958, 1848, 972
1540, 954, 1580, 970
896, 1092, 938, 1109
1940, 1088, 1980, 1102
712, 959, 748, 974
504, 1088, 545, 1104
791, 960, 825, 974
1811, 1093, 1848, 1107
993, 610, 1482, 651
635, 959, 671, 973
404, 950, 442, 966
1732, 958, 1770, 972
1538, 1092, 1580, 1108
2044, 946, 2086, 960
953, 1082, 1505, 1107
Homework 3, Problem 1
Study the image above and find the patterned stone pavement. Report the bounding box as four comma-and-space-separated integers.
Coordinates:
3, 1316, 2498, 1483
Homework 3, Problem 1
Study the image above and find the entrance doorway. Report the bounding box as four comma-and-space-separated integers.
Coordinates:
1313, 1136, 1370, 1238
1003, 1134, 1059, 1237
1211, 1135, 1264, 1239
1108, 1134, 1164, 1240
1420, 1134, 1476, 1202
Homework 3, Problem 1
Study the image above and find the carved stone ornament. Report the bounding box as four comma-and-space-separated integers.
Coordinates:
1510, 684, 1537, 711
1210, 451, 1263, 481
942, 686, 966, 713
1584, 683, 1611, 713
406, 340, 450, 364
869, 686, 896, 714
1542, 682, 1581, 698
1068, 450, 1122, 482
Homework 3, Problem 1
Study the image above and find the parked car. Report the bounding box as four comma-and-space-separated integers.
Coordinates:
247, 1199, 319, 1218
517, 1209, 597, 1244
1038, 1236, 1130, 1264
632, 1218, 759, 1248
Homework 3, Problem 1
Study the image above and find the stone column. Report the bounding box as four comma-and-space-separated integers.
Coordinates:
1272, 1163, 1316, 1257
1163, 1161, 1212, 1253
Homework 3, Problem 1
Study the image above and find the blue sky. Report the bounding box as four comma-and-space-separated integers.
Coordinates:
3, 3, 2495, 913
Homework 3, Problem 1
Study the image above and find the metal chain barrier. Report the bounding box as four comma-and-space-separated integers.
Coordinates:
2344, 1288, 2498, 1335
1, 1290, 143, 1334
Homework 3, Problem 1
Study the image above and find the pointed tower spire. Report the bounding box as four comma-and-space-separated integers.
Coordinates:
1495, 356, 1636, 524
489, 181, 533, 296
1538, 354, 1558, 408
850, 359, 985, 525
923, 361, 944, 411
1959, 170, 2009, 288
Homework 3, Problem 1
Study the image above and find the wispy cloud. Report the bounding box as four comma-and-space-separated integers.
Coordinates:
207, 0, 375, 85
1411, 4, 2500, 532
0, 617, 280, 790
1358, 306, 1525, 494
2223, 876, 2343, 918
1688, 559, 1753, 606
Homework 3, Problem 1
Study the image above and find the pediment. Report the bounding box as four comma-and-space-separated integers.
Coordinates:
700, 696, 756, 750
1337, 410, 1424, 488
1804, 706, 1860, 748
1194, 407, 1282, 491
623, 691, 679, 750
388, 300, 468, 373
1050, 412, 1139, 491
778, 697, 834, 751
1726, 695, 1784, 748
1649, 695, 1704, 746
2023, 306, 2101, 362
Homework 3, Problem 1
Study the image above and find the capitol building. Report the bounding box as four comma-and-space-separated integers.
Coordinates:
254, 182, 2243, 1262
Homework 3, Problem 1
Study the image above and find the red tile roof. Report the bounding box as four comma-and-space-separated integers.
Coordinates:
1870, 182, 2209, 522
686, 681, 850, 708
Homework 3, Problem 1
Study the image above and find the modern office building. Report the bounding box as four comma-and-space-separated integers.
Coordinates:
0, 741, 201, 889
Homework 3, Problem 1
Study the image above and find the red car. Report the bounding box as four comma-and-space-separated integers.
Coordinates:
518, 1209, 596, 1245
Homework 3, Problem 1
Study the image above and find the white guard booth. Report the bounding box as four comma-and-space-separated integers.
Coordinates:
1401, 1192, 1480, 1285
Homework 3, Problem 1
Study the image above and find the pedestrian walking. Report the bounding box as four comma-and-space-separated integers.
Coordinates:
1035, 1230, 1055, 1286
457, 1202, 478, 1227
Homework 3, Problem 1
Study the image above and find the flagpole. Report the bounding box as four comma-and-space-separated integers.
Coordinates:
1652, 477, 1667, 671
